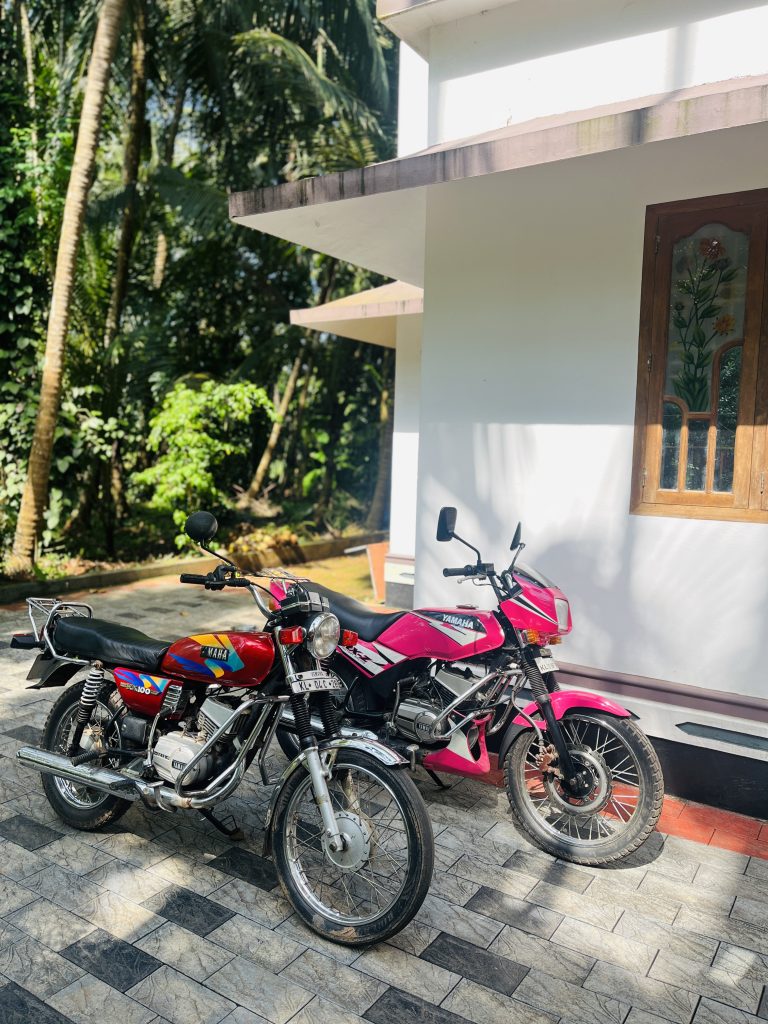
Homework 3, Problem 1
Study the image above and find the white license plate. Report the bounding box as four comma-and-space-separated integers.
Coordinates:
535, 656, 558, 674
290, 670, 345, 694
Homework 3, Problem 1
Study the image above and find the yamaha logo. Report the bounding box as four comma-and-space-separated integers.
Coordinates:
200, 644, 229, 661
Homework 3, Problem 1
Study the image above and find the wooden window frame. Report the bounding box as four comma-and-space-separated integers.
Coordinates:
631, 189, 768, 523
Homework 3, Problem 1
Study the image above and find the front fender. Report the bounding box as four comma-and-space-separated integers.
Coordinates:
262, 737, 407, 857
497, 690, 631, 766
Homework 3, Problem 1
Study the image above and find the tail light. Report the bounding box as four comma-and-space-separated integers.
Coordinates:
278, 626, 305, 645
341, 630, 358, 648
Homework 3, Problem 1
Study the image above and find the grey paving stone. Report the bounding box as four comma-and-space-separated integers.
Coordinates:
693, 997, 765, 1022
514, 967, 629, 1024
39, 835, 115, 875
219, 1008, 270, 1024
649, 948, 764, 1014
448, 853, 538, 899
364, 986, 470, 1024
288, 995, 365, 1024
0, 874, 38, 915
78, 889, 166, 942
209, 878, 293, 929
207, 914, 303, 973
128, 964, 236, 1024
386, 919, 441, 956
6, 897, 95, 951
440, 977, 557, 1024
639, 871, 736, 916
552, 915, 657, 973
61, 927, 161, 992
732, 897, 768, 929
87, 860, 170, 902
489, 922, 596, 983
527, 879, 623, 930
415, 893, 504, 948
205, 955, 313, 1024
143, 885, 233, 937
504, 849, 593, 893
147, 853, 231, 896
626, 1010, 683, 1024
0, 838, 50, 880
50, 973, 156, 1024
281, 947, 387, 1014
713, 944, 768, 986
155, 826, 231, 863
675, 907, 768, 957
585, 960, 700, 1024
614, 909, 720, 966
23, 863, 104, 911
136, 922, 234, 981
663, 836, 749, 874
421, 931, 528, 996
586, 876, 682, 926
428, 868, 479, 905
0, 979, 76, 1024
465, 885, 563, 938
207, 848, 278, 892
274, 914, 360, 965
694, 865, 768, 904
96, 832, 174, 869
355, 943, 460, 1005
0, 813, 62, 851
0, 933, 85, 999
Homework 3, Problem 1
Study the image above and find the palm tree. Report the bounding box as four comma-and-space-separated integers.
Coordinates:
9, 0, 128, 575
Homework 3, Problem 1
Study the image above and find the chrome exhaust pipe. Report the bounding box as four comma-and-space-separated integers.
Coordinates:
279, 707, 377, 742
18, 745, 247, 813
17, 746, 141, 799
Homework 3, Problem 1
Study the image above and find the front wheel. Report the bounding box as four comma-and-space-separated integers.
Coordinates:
271, 749, 433, 945
505, 712, 663, 865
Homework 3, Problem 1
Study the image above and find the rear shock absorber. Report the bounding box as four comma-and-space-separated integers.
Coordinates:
67, 662, 105, 755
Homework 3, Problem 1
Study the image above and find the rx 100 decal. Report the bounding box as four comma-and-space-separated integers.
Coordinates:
114, 668, 171, 695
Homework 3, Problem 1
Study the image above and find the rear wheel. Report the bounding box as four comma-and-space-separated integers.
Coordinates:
271, 749, 433, 945
40, 680, 132, 831
505, 712, 663, 865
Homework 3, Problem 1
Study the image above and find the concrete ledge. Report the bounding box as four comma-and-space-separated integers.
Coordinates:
0, 531, 388, 606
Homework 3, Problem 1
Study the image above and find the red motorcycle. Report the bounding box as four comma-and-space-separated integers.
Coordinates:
12, 512, 434, 946
276, 507, 664, 865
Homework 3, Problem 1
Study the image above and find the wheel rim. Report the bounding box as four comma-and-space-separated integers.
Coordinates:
50, 699, 119, 810
518, 714, 643, 847
284, 761, 411, 926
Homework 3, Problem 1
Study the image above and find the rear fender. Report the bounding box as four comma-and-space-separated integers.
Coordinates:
262, 736, 407, 857
497, 690, 631, 766
25, 655, 82, 690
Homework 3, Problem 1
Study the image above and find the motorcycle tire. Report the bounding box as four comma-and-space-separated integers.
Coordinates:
271, 749, 433, 945
505, 711, 663, 866
40, 680, 133, 831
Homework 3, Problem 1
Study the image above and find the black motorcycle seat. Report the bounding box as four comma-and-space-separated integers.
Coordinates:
53, 616, 172, 672
307, 584, 405, 643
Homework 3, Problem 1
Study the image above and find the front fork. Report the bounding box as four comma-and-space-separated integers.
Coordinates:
521, 650, 591, 797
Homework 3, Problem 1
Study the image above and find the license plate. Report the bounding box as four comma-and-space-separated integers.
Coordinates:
290, 670, 345, 694
535, 656, 558, 674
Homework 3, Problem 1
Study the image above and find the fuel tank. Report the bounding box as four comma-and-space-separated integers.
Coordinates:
162, 631, 275, 685
339, 609, 504, 677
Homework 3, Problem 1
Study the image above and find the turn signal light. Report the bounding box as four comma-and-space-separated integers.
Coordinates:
341, 630, 358, 648
278, 626, 305, 645
548, 635, 563, 645
522, 629, 542, 644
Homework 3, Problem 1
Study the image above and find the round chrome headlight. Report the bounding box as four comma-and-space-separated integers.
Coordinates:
306, 612, 340, 660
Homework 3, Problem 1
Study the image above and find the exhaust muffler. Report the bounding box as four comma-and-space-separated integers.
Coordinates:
17, 746, 141, 799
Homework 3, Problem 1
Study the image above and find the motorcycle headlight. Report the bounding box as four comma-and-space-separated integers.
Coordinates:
306, 612, 340, 660
554, 599, 570, 631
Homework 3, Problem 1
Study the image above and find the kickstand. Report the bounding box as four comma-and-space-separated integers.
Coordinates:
199, 809, 244, 841
425, 768, 451, 790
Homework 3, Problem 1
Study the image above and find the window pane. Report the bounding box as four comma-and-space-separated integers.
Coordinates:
660, 402, 682, 489
713, 346, 742, 493
665, 224, 749, 413
686, 420, 709, 490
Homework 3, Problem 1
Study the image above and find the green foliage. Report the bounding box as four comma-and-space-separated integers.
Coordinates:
132, 379, 273, 544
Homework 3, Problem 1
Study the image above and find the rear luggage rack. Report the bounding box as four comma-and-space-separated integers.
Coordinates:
26, 597, 93, 662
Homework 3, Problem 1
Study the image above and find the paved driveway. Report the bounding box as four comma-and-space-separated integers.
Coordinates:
0, 577, 766, 1024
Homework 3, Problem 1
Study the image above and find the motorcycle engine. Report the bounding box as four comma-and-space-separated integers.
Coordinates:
394, 698, 450, 743
152, 695, 238, 786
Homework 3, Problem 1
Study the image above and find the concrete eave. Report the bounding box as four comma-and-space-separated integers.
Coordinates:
230, 74, 768, 285
375, 0, 517, 56
290, 281, 423, 347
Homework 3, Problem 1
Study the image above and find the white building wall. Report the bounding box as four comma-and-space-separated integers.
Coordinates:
427, 0, 768, 144
389, 317, 422, 559
397, 42, 429, 156
415, 121, 768, 700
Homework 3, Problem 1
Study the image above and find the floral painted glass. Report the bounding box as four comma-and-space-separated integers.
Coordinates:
661, 224, 747, 493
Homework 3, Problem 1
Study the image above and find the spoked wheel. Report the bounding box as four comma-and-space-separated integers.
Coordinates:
505, 712, 663, 865
272, 749, 433, 945
41, 680, 132, 830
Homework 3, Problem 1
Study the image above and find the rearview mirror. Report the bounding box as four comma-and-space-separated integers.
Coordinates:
436, 506, 457, 542
510, 522, 522, 551
185, 511, 219, 544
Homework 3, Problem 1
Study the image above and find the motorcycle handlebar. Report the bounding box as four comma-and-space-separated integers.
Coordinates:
179, 573, 207, 585
443, 566, 475, 577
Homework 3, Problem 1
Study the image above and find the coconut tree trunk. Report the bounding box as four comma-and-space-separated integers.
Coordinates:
19, 2, 41, 223
9, 0, 128, 576
365, 349, 394, 531
152, 83, 186, 290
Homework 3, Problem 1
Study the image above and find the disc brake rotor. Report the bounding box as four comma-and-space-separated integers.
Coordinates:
542, 746, 611, 815
321, 810, 372, 872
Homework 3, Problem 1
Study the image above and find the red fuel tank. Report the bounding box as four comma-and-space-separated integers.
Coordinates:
162, 631, 275, 686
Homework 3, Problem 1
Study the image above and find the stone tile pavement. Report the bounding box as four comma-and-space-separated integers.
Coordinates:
0, 577, 767, 1024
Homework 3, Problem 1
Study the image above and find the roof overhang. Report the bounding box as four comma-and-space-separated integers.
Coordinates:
376, 0, 517, 56
230, 74, 768, 286
290, 281, 423, 347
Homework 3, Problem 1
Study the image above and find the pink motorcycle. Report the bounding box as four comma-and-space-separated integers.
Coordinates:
276, 507, 664, 865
